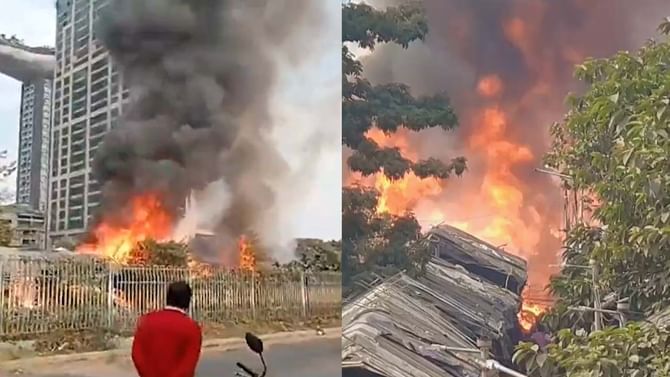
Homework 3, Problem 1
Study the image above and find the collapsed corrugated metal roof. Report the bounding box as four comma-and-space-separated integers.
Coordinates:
428, 225, 527, 295
343, 225, 527, 377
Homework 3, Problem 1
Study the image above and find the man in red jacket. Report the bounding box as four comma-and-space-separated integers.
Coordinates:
132, 281, 202, 377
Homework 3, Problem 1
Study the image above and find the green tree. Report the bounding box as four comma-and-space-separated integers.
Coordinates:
540, 225, 604, 332
342, 1, 464, 178
342, 1, 464, 291
291, 238, 341, 271
342, 186, 431, 288
546, 18, 670, 314
514, 18, 670, 377
514, 325, 670, 377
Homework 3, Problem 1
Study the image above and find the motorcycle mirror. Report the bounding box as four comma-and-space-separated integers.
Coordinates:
245, 332, 264, 354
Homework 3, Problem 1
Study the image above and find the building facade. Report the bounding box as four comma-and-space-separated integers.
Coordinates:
48, 0, 129, 244
0, 204, 46, 249
16, 78, 52, 212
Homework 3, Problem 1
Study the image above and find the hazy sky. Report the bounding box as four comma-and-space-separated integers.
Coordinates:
0, 1, 341, 240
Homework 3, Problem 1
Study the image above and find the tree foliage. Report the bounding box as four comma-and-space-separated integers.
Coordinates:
281, 238, 341, 272
546, 18, 670, 314
540, 225, 604, 332
342, 2, 465, 179
342, 1, 463, 291
515, 18, 670, 377
342, 186, 431, 288
515, 325, 670, 377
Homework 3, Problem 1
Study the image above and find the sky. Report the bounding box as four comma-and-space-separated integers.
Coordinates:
0, 0, 342, 241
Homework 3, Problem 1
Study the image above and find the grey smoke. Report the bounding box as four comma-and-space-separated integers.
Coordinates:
173, 179, 231, 242
90, 0, 326, 257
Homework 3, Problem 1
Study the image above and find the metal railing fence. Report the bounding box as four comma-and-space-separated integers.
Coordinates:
0, 256, 341, 336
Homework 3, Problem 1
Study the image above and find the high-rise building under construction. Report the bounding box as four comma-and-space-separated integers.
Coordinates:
48, 0, 129, 244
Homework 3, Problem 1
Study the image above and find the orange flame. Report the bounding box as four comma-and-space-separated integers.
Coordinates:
460, 101, 538, 253
344, 73, 557, 304
77, 193, 173, 263
518, 302, 547, 333
76, 191, 257, 273
352, 78, 541, 257
374, 172, 441, 215
343, 2, 633, 311
477, 74, 503, 98
239, 235, 256, 272
188, 258, 214, 277
347, 128, 443, 216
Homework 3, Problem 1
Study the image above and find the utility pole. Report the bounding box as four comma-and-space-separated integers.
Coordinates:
557, 259, 607, 330
617, 299, 630, 326
534, 166, 581, 231
477, 337, 496, 377
567, 304, 630, 328
589, 258, 603, 331
534, 166, 614, 334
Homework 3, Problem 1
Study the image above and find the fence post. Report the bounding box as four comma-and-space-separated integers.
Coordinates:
0, 261, 4, 333
250, 271, 256, 319
187, 268, 193, 318
106, 261, 114, 329
300, 270, 307, 318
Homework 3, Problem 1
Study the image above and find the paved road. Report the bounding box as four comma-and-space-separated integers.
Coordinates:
8, 337, 340, 377
198, 337, 340, 377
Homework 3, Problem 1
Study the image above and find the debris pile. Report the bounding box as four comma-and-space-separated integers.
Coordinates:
342, 225, 527, 377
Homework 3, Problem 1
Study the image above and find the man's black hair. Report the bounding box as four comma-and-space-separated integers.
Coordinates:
166, 280, 192, 310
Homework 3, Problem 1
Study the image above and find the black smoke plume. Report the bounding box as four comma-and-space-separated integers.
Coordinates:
88, 0, 324, 252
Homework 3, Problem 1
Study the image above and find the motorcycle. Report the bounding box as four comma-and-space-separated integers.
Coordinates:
235, 333, 267, 377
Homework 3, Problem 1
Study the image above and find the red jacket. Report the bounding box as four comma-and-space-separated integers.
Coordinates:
132, 307, 202, 377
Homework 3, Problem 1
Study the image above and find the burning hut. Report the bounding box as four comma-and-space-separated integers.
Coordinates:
342, 225, 527, 377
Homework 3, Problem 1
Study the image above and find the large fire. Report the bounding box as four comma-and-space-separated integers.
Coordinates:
346, 75, 548, 262
238, 236, 256, 272
343, 8, 588, 329
348, 84, 555, 327
77, 193, 173, 262
77, 192, 254, 269
346, 128, 443, 215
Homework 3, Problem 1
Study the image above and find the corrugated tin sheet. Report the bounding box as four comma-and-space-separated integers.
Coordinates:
428, 225, 527, 294
343, 225, 527, 377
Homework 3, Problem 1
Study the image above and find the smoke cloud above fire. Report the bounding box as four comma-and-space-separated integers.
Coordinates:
89, 0, 329, 261
348, 0, 668, 290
